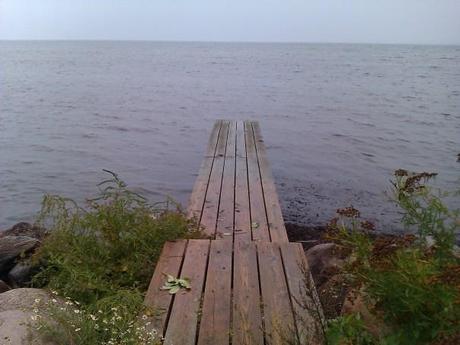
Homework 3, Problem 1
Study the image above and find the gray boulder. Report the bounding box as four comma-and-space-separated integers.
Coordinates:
0, 288, 57, 345
0, 236, 39, 273
8, 262, 33, 287
306, 243, 346, 286
0, 288, 49, 312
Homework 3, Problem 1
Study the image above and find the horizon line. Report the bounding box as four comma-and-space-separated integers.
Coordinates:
1, 38, 459, 47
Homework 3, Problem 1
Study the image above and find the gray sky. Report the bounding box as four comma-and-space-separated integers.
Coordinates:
1, 0, 459, 44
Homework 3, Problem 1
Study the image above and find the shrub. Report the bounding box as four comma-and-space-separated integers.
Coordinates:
326, 314, 375, 345
31, 171, 200, 344
325, 171, 460, 345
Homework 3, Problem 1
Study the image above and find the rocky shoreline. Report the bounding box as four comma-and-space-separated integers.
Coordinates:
0, 223, 48, 292
0, 221, 373, 318
2, 220, 453, 344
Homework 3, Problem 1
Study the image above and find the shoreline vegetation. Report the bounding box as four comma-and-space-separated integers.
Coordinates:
0, 170, 458, 344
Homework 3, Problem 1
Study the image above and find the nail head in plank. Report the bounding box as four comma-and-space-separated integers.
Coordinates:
163, 240, 210, 345
197, 240, 233, 345
233, 241, 264, 345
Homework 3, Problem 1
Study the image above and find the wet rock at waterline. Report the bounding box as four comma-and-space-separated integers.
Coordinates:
0, 279, 11, 293
0, 222, 48, 241
0, 236, 39, 273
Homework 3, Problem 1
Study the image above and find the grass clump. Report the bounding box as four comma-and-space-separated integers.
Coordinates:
30, 171, 200, 344
326, 313, 374, 345
324, 171, 460, 345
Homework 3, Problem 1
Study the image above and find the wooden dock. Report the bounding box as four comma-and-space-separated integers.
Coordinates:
145, 121, 322, 345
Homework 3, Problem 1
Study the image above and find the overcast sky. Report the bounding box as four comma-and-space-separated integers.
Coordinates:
1, 0, 459, 44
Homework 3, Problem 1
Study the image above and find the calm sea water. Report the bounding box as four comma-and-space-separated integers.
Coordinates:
0, 41, 459, 231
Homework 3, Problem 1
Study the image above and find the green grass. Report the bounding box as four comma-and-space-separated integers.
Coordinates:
30, 171, 201, 345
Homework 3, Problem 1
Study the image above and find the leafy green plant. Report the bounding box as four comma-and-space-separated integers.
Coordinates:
30, 171, 201, 344
161, 275, 191, 294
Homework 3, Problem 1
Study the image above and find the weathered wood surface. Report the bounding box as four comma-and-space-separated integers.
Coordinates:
198, 240, 233, 345
163, 240, 210, 345
233, 241, 264, 345
144, 240, 187, 335
145, 240, 322, 345
145, 121, 323, 344
187, 120, 289, 243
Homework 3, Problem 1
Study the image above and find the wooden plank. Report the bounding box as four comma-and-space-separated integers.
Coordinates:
187, 121, 222, 222
198, 121, 229, 233
245, 121, 270, 242
234, 121, 252, 245
233, 242, 264, 345
280, 243, 324, 345
197, 240, 233, 345
257, 242, 296, 345
144, 240, 187, 336
164, 240, 210, 345
251, 122, 289, 243
200, 121, 229, 237
215, 121, 236, 240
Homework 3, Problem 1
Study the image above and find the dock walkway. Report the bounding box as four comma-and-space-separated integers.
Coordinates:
145, 121, 322, 345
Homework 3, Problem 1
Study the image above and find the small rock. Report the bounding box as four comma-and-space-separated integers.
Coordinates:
8, 262, 33, 287
0, 236, 39, 273
306, 243, 346, 286
0, 279, 11, 293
